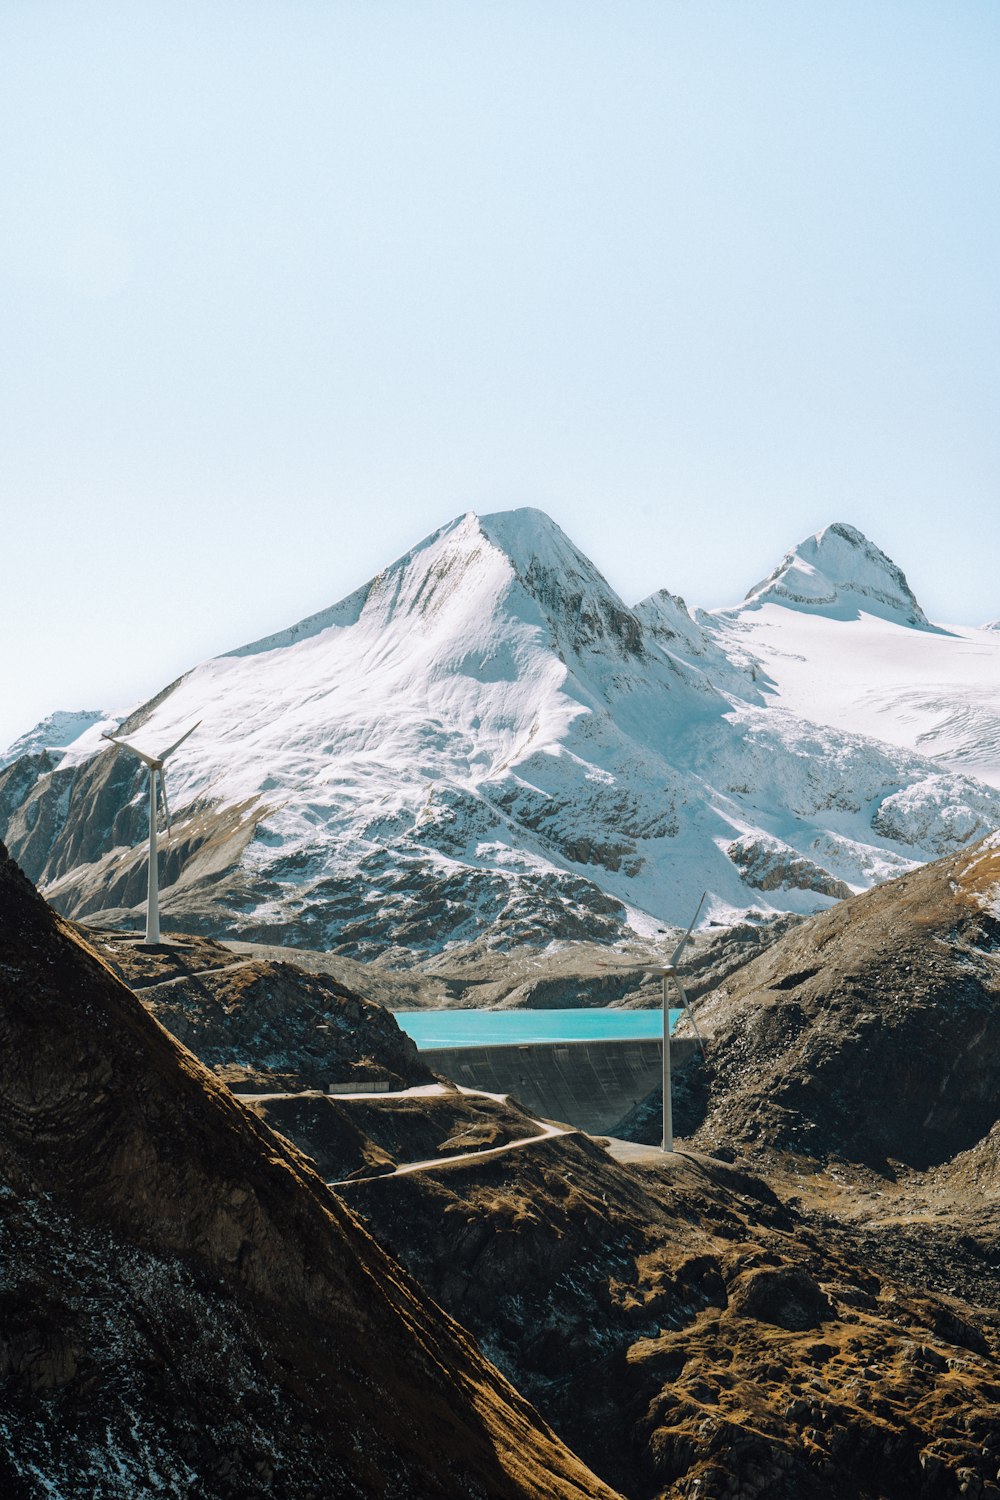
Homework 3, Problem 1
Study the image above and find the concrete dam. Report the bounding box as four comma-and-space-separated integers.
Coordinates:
420, 1035, 699, 1135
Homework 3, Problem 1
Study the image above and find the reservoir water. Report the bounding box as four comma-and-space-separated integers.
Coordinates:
395, 1007, 683, 1050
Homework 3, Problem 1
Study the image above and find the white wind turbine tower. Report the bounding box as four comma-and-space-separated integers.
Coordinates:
102, 721, 200, 945
653, 892, 708, 1153
605, 892, 709, 1151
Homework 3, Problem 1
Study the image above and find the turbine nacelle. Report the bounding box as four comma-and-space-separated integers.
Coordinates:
101, 719, 200, 944
637, 897, 709, 1062
102, 721, 200, 837
664, 892, 708, 1063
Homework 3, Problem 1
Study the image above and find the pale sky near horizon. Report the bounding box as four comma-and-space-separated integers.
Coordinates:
2, 2, 999, 751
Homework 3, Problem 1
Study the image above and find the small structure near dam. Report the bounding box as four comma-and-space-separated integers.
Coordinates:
419, 1035, 700, 1135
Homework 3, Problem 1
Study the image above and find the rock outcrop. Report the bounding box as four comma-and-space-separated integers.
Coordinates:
682, 833, 1000, 1170
89, 930, 433, 1092
727, 833, 852, 900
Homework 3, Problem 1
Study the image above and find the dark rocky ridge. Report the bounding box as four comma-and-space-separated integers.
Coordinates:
0, 843, 617, 1499
87, 931, 433, 1092
673, 836, 1000, 1171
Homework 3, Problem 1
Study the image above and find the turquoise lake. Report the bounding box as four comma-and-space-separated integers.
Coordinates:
395, 1007, 683, 1050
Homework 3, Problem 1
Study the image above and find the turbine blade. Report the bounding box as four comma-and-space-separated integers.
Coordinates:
669, 890, 707, 967
101, 731, 157, 768
670, 974, 707, 1061
157, 720, 201, 762
158, 768, 172, 836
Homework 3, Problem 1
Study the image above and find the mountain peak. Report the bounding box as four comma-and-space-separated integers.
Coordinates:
1, 709, 110, 769
478, 505, 581, 565
227, 506, 646, 665
741, 521, 930, 627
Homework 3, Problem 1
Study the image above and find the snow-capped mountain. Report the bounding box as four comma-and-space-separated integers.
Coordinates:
706, 523, 1000, 790
3, 509, 999, 955
0, 708, 112, 770
737, 521, 931, 627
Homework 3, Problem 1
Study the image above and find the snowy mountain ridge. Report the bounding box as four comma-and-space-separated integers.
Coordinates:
3, 509, 1000, 955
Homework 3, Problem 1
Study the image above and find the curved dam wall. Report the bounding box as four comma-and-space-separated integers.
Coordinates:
420, 1036, 699, 1135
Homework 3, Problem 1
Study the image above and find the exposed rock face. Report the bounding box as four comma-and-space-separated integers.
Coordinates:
727, 1263, 835, 1331
0, 744, 147, 885
727, 834, 852, 900
88, 931, 433, 1092
0, 844, 617, 1500
680, 835, 1000, 1170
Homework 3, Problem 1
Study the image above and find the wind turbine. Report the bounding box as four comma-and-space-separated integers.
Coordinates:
651, 892, 708, 1153
603, 891, 708, 1152
102, 721, 200, 945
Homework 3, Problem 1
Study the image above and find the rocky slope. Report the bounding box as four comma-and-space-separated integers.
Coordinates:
3, 511, 1000, 956
323, 1114, 1000, 1500
86, 930, 433, 1092
245, 1086, 540, 1184
226, 837, 1000, 1498
669, 832, 1000, 1172
0, 843, 618, 1500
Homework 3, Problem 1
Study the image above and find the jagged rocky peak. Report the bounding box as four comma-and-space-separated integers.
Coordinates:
634, 588, 711, 656
477, 506, 646, 656
741, 521, 930, 627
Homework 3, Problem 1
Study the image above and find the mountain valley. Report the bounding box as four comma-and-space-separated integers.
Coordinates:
3, 511, 1000, 1496
258, 832, 1000, 1499
13, 832, 995, 1499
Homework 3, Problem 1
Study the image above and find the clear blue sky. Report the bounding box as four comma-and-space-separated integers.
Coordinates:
3, 1, 999, 750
